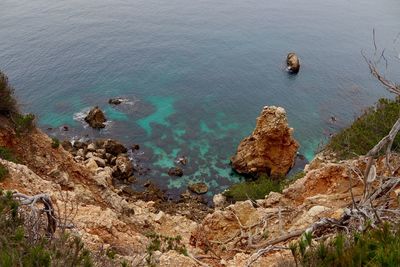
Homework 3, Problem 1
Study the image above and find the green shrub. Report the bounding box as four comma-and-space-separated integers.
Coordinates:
0, 190, 94, 267
13, 113, 35, 134
0, 71, 17, 115
145, 232, 188, 265
327, 98, 400, 159
0, 147, 16, 162
0, 164, 8, 182
290, 223, 400, 267
223, 175, 284, 202
51, 137, 60, 149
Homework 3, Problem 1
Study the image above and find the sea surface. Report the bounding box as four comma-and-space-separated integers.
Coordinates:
1, 0, 400, 197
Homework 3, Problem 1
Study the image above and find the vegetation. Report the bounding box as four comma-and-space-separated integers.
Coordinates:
0, 190, 95, 267
0, 71, 35, 134
223, 175, 284, 202
14, 113, 35, 134
224, 171, 305, 202
0, 71, 17, 115
289, 223, 400, 267
327, 98, 400, 159
145, 232, 187, 266
51, 137, 60, 149
0, 164, 8, 182
0, 147, 16, 162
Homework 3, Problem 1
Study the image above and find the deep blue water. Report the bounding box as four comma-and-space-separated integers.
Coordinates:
1, 0, 400, 197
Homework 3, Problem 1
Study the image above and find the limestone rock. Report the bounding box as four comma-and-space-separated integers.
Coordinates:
104, 139, 127, 156
286, 52, 300, 74
188, 182, 208, 194
84, 106, 106, 129
213, 193, 227, 208
113, 155, 133, 180
231, 106, 299, 177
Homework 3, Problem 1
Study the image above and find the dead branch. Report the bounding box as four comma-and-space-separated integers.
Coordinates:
13, 192, 57, 237
244, 245, 288, 267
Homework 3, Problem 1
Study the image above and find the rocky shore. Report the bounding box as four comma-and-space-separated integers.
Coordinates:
1, 102, 399, 266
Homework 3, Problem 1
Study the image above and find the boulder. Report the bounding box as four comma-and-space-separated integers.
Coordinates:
168, 167, 183, 177
104, 139, 127, 155
188, 182, 208, 194
61, 140, 73, 152
108, 98, 122, 105
231, 106, 299, 177
113, 155, 133, 180
286, 52, 300, 74
84, 106, 106, 129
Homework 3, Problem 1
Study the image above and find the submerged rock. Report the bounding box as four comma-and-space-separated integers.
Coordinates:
286, 52, 300, 74
231, 106, 299, 177
84, 106, 106, 129
168, 167, 183, 177
188, 182, 208, 194
108, 98, 122, 105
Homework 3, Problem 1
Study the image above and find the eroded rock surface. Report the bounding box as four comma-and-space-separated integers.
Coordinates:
231, 106, 299, 177
84, 106, 106, 129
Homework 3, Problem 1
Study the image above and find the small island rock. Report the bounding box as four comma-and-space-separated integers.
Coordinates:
84, 106, 106, 129
231, 106, 299, 177
286, 52, 300, 74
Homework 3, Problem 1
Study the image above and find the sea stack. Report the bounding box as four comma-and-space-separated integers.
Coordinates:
84, 106, 107, 129
286, 52, 300, 74
231, 106, 299, 177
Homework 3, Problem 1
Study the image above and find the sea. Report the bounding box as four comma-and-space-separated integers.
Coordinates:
1, 0, 400, 198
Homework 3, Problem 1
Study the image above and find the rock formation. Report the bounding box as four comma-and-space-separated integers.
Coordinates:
84, 106, 106, 128
231, 106, 299, 177
286, 52, 300, 74
188, 182, 208, 194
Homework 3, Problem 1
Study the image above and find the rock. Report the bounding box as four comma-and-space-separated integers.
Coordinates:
131, 144, 140, 150
177, 156, 188, 166
231, 106, 299, 177
85, 158, 99, 173
87, 143, 96, 152
265, 191, 283, 207
188, 182, 208, 194
108, 98, 122, 105
92, 156, 106, 168
113, 155, 133, 180
168, 167, 183, 177
73, 141, 86, 150
84, 106, 106, 129
213, 193, 227, 208
85, 152, 94, 159
286, 52, 300, 74
77, 149, 85, 158
61, 140, 73, 152
104, 139, 127, 156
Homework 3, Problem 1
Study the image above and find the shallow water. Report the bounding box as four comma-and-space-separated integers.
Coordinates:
1, 0, 400, 197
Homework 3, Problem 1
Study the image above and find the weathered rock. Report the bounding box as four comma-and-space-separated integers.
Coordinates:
108, 98, 122, 105
84, 106, 106, 129
168, 167, 183, 177
104, 139, 127, 156
61, 140, 73, 152
92, 156, 106, 168
231, 106, 299, 177
131, 144, 140, 150
85, 158, 99, 173
213, 193, 227, 208
286, 52, 300, 74
113, 155, 133, 180
188, 182, 208, 194
87, 143, 96, 152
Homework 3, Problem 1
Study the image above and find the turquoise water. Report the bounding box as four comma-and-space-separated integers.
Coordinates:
1, 0, 400, 196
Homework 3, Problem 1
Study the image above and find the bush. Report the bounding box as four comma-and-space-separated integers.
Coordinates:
0, 71, 17, 115
51, 137, 60, 149
290, 223, 400, 267
0, 147, 16, 162
327, 98, 400, 159
13, 113, 35, 134
223, 175, 284, 202
0, 190, 94, 267
0, 164, 8, 182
